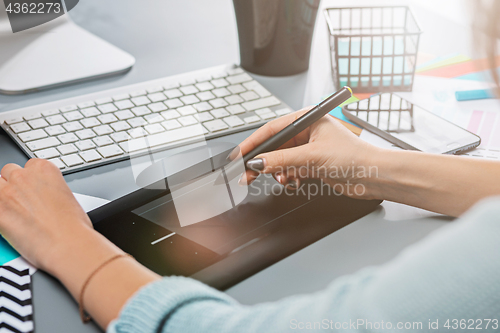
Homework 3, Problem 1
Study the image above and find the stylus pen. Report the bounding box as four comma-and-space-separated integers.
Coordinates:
218, 86, 352, 183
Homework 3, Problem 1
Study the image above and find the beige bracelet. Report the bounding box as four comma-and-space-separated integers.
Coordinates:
79, 253, 133, 323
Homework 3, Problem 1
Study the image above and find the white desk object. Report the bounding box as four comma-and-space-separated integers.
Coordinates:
0, 3, 135, 95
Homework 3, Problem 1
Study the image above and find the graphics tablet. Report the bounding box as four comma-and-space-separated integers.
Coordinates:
88, 143, 382, 290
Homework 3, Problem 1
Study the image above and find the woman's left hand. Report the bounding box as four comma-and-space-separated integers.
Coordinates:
0, 159, 92, 271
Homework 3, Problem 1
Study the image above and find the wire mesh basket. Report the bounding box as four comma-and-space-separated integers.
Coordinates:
324, 6, 422, 93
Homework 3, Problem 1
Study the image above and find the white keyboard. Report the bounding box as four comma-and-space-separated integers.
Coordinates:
0, 64, 293, 174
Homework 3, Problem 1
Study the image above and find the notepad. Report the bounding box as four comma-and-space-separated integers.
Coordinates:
0, 266, 33, 333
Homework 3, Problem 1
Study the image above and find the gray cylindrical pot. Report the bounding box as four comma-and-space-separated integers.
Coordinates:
233, 0, 320, 76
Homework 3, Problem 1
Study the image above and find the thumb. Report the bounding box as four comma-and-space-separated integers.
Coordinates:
247, 145, 315, 175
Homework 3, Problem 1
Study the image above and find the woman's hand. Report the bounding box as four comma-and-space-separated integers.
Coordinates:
239, 108, 383, 199
0, 159, 92, 271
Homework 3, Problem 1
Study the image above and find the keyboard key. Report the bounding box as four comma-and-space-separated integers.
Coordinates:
194, 112, 214, 122
63, 111, 84, 121
180, 85, 199, 95
128, 128, 148, 138
179, 78, 196, 86
121, 125, 207, 152
204, 119, 229, 132
48, 158, 65, 169
42, 109, 60, 117
131, 96, 151, 106
144, 114, 164, 124
97, 114, 118, 124
226, 104, 246, 115
180, 95, 200, 105
193, 102, 212, 112
10, 122, 31, 134
110, 132, 130, 143
225, 95, 244, 104
131, 106, 151, 117
57, 144, 78, 155
63, 121, 84, 132
145, 123, 165, 135
227, 67, 244, 75
26, 137, 60, 151
75, 140, 96, 151
45, 125, 66, 136
164, 98, 184, 109
161, 110, 181, 120
196, 74, 212, 83
60, 105, 78, 112
127, 117, 148, 128
211, 78, 230, 88
98, 103, 118, 113
223, 116, 245, 127
162, 120, 182, 130
46, 115, 66, 125
147, 86, 163, 94
77, 101, 95, 109
24, 113, 41, 121
93, 136, 114, 147
80, 107, 101, 117
130, 90, 147, 97
110, 121, 131, 132
275, 108, 292, 116
115, 110, 135, 120
255, 108, 272, 116
227, 84, 246, 94
35, 147, 60, 159
58, 133, 79, 144
114, 100, 135, 110
75, 129, 97, 140
178, 116, 198, 126
61, 154, 84, 167
243, 81, 272, 97
227, 73, 252, 84
4, 117, 23, 125
177, 106, 197, 116
112, 93, 130, 101
209, 98, 229, 108
195, 82, 214, 91
196, 91, 216, 101
95, 97, 113, 105
18, 129, 47, 142
148, 102, 168, 112
212, 88, 231, 98
258, 112, 276, 120
98, 145, 124, 158
244, 116, 260, 124
93, 125, 113, 136
148, 93, 167, 102
164, 89, 183, 99
210, 109, 230, 119
241, 96, 281, 111
163, 82, 180, 90
28, 118, 49, 129
80, 150, 103, 163
212, 71, 228, 79
240, 91, 260, 101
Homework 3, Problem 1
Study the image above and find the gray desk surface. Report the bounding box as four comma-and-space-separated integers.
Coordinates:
0, 1, 467, 332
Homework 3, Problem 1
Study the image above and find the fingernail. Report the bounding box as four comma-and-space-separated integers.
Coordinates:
238, 174, 247, 186
287, 179, 298, 189
276, 174, 282, 183
246, 158, 265, 171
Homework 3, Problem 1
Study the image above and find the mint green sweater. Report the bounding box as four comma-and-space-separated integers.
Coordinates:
108, 198, 500, 332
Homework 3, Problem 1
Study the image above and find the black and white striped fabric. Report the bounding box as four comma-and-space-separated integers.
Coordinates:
0, 266, 33, 333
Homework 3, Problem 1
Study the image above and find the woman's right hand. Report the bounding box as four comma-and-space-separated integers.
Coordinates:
238, 108, 384, 199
